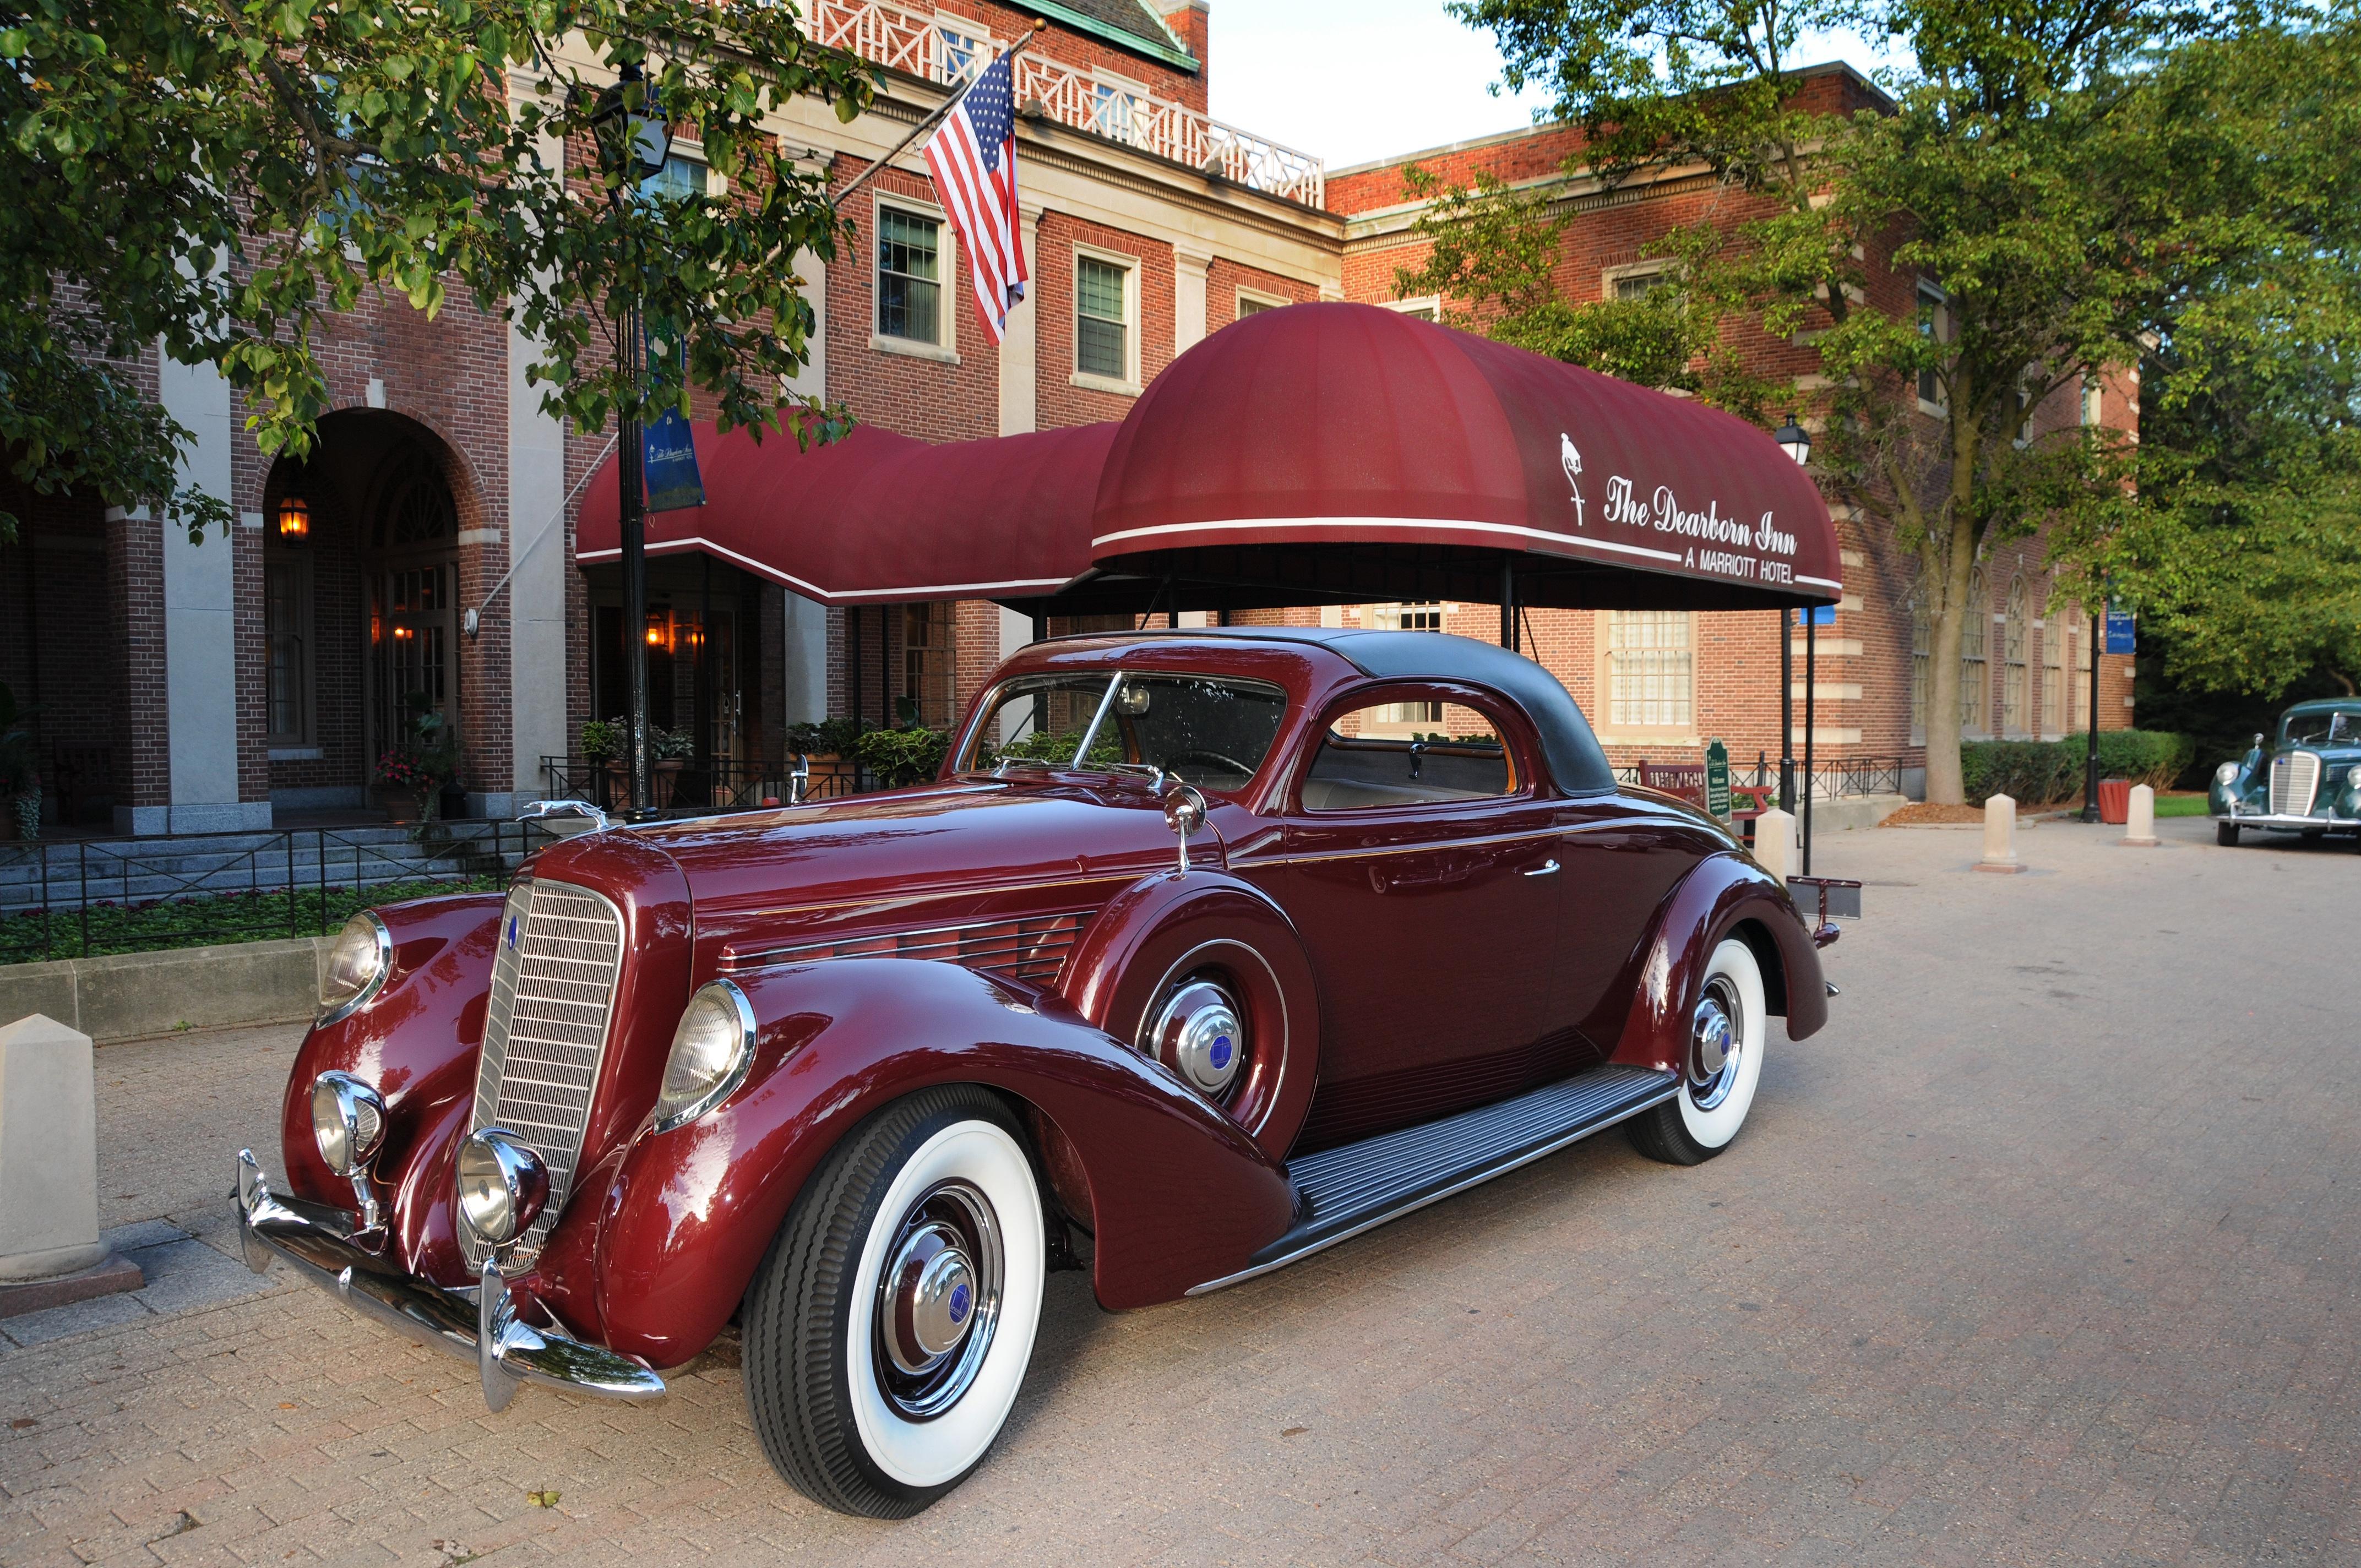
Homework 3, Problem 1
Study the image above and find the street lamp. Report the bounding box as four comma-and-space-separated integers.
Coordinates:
593, 62, 671, 816
1774, 413, 1811, 466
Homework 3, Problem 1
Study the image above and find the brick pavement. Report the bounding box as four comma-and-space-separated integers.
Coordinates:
3, 814, 2357, 1566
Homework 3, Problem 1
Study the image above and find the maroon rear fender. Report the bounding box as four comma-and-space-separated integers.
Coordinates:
1607, 853, 1826, 1076
591, 959, 1297, 1368
1060, 869, 1321, 1159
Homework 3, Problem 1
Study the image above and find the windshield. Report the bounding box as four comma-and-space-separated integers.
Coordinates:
2283, 709, 2361, 748
961, 672, 1290, 791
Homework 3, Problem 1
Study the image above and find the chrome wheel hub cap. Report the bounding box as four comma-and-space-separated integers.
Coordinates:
1146, 978, 1245, 1097
874, 1181, 1001, 1419
1689, 977, 1743, 1111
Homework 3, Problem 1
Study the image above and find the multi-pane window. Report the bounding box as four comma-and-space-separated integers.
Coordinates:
878, 208, 942, 345
1612, 267, 1666, 301
902, 602, 954, 730
2081, 381, 2103, 426
1918, 284, 1949, 409
937, 22, 987, 85
1076, 255, 1129, 379
639, 153, 707, 204
1910, 588, 1929, 746
265, 559, 312, 746
1089, 81, 1146, 146
1372, 603, 1445, 725
1606, 611, 1694, 732
2003, 574, 2029, 736
2070, 609, 2092, 732
1959, 565, 1989, 734
1237, 293, 1283, 318
1391, 300, 1439, 321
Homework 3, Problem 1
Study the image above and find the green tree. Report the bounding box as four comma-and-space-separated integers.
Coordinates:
0, 0, 878, 545
1430, 0, 2348, 802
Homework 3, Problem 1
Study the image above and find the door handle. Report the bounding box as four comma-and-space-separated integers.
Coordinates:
1523, 858, 1561, 877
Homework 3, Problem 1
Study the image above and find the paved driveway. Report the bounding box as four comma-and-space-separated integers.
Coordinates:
3, 814, 2357, 1566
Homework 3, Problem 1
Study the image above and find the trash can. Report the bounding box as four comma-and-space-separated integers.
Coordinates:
2098, 777, 2131, 825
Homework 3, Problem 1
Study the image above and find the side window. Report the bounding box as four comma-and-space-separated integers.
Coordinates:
1302, 691, 1516, 812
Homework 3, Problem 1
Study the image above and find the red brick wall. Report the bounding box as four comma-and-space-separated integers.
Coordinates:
1205, 258, 1320, 330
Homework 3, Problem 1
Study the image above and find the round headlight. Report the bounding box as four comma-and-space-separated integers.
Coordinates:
310, 1071, 387, 1178
318, 912, 391, 1022
2215, 761, 2240, 786
455, 1129, 549, 1247
652, 981, 758, 1133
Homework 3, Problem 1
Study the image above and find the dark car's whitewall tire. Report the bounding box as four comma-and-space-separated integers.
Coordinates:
743, 1086, 1045, 1518
1628, 937, 1767, 1166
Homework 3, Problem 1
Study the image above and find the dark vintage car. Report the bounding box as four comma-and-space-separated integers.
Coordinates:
2210, 699, 2361, 848
235, 628, 1834, 1517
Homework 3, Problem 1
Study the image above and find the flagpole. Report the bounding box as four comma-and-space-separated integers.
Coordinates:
831, 19, 1046, 213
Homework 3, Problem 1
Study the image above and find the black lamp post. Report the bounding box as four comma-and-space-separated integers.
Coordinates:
594, 65, 672, 816
1772, 415, 1809, 815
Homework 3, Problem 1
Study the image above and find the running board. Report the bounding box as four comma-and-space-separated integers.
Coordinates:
1188, 1064, 1679, 1295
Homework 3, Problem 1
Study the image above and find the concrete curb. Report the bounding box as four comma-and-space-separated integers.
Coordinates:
0, 937, 330, 1043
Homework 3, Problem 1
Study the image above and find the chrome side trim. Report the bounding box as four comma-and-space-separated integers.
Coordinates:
234, 1150, 665, 1404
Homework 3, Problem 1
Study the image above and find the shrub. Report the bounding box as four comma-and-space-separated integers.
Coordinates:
1959, 730, 2196, 805
785, 717, 864, 758
855, 726, 951, 787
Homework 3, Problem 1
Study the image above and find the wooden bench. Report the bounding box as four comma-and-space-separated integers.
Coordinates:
1635, 759, 1771, 841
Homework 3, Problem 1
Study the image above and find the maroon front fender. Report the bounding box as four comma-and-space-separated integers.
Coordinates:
1608, 854, 1826, 1075
591, 959, 1297, 1368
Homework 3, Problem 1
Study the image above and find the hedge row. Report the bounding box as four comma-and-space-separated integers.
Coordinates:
1960, 731, 2197, 805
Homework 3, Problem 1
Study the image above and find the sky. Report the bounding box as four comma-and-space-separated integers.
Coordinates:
1206, 2, 1898, 170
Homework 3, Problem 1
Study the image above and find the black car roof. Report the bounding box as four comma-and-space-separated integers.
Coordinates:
1052, 627, 1617, 796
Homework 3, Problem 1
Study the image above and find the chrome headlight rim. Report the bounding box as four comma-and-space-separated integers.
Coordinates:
317, 911, 393, 1026
455, 1127, 550, 1248
651, 979, 759, 1134
2215, 760, 2242, 787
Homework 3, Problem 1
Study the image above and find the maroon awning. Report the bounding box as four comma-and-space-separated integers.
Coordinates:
1086, 303, 1841, 611
578, 420, 1116, 605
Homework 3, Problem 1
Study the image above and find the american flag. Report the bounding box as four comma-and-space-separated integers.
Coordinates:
923, 51, 1029, 345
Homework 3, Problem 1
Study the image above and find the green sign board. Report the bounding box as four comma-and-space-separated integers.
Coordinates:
1705, 739, 1732, 820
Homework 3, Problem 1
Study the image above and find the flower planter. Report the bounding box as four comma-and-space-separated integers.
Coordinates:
376, 786, 420, 825
652, 759, 685, 810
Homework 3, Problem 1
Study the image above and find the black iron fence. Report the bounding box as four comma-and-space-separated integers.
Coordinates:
0, 820, 557, 966
540, 755, 880, 816
1614, 754, 1913, 802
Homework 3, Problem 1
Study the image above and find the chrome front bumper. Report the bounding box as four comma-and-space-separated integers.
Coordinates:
233, 1150, 665, 1409
2223, 810, 2358, 831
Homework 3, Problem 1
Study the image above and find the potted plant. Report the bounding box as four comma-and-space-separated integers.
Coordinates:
0, 682, 39, 842
786, 716, 864, 797
374, 748, 436, 824
650, 723, 695, 809
580, 718, 625, 810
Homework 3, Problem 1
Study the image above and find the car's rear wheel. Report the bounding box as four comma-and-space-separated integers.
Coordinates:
742, 1086, 1044, 1518
1628, 938, 1767, 1166
2217, 820, 2240, 847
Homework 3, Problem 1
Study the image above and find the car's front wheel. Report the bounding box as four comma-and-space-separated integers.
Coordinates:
743, 1086, 1045, 1518
2217, 820, 2240, 847
1628, 937, 1768, 1166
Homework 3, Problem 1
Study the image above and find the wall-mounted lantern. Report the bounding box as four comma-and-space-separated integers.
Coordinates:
276, 496, 311, 542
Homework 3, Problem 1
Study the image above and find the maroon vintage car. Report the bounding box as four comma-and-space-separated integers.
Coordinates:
235, 627, 1832, 1517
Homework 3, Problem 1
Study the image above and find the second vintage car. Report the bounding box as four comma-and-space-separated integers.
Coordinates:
234, 627, 1834, 1517
2210, 698, 2361, 848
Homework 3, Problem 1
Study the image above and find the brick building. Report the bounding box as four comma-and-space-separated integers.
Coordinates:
0, 21, 2132, 836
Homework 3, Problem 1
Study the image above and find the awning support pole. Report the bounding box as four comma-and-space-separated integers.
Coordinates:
621, 291, 651, 818
1803, 616, 1817, 875
1778, 612, 1796, 814
849, 606, 862, 735
2081, 607, 2102, 821
1499, 556, 1517, 654
880, 604, 891, 728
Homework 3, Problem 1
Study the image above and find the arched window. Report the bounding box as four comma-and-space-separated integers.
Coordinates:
2003, 574, 2029, 736
1959, 564, 1989, 736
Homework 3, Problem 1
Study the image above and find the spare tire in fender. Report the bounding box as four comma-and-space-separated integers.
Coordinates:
1060, 870, 1320, 1161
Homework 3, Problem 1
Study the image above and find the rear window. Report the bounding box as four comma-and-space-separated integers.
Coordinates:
962, 672, 1288, 792
1302, 695, 1514, 812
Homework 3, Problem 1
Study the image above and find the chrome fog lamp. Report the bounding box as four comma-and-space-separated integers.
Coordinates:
652, 980, 758, 1133
311, 1070, 388, 1228
455, 1129, 551, 1249
318, 912, 392, 1023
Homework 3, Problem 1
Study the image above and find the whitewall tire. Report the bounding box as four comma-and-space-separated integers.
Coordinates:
743, 1086, 1045, 1517
1628, 937, 1767, 1165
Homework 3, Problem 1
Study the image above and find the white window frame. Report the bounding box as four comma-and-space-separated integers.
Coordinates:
1236, 287, 1289, 321
1384, 295, 1441, 322
2081, 379, 2103, 426
1917, 282, 1951, 417
872, 192, 959, 363
1070, 242, 1141, 395
1596, 609, 1699, 744
1602, 262, 1669, 302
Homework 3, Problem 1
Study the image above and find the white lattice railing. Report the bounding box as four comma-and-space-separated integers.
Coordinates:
807, 0, 1325, 207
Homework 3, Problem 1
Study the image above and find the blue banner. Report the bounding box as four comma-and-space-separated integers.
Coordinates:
2103, 608, 2136, 655
642, 406, 704, 514
1794, 604, 1836, 627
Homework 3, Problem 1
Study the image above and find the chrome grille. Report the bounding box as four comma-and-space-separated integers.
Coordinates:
464, 877, 624, 1266
2270, 751, 2323, 817
722, 912, 1092, 986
